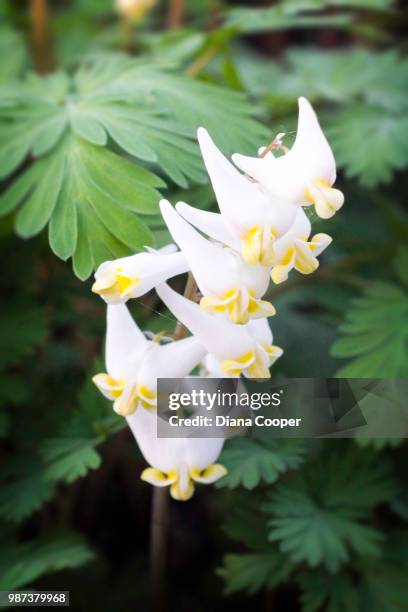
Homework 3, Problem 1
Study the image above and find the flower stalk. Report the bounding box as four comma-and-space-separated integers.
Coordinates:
149, 486, 168, 612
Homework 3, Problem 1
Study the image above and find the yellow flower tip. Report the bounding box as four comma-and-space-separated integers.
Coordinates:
141, 468, 177, 487
113, 397, 138, 417
170, 480, 195, 501
137, 384, 157, 409
190, 464, 228, 484
92, 269, 140, 301
221, 351, 255, 376
271, 266, 289, 285
305, 179, 344, 220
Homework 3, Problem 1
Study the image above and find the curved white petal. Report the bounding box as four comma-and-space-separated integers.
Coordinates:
160, 200, 238, 295
185, 437, 225, 471
156, 283, 254, 361
175, 202, 240, 251
273, 208, 311, 261
246, 318, 273, 346
127, 407, 185, 474
233, 97, 338, 206
137, 336, 206, 390
292, 97, 336, 185
105, 304, 147, 378
93, 249, 188, 304
197, 127, 291, 234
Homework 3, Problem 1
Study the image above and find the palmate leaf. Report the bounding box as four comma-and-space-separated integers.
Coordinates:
40, 376, 125, 484
262, 448, 394, 572
0, 533, 94, 590
299, 571, 360, 612
0, 135, 159, 279
218, 551, 292, 596
331, 281, 408, 377
215, 438, 305, 490
0, 461, 55, 523
326, 105, 408, 187
0, 57, 266, 278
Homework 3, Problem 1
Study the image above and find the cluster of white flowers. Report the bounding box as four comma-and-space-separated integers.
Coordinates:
91, 97, 344, 501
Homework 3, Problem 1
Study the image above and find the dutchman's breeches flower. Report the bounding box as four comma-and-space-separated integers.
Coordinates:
156, 283, 283, 379
127, 408, 226, 501
186, 128, 298, 266
92, 245, 188, 304
160, 199, 275, 324
270, 208, 332, 284
93, 304, 205, 416
232, 97, 344, 220
90, 99, 344, 500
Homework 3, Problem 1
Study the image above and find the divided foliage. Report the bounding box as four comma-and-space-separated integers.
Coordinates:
0, 56, 265, 278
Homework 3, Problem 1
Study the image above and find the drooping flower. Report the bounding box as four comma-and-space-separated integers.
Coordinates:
93, 304, 205, 416
115, 0, 157, 22
270, 208, 332, 284
232, 97, 344, 219
184, 128, 298, 267
127, 407, 226, 501
160, 200, 275, 324
156, 283, 283, 379
92, 245, 188, 304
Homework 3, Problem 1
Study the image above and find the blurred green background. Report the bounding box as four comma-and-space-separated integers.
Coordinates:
0, 0, 407, 610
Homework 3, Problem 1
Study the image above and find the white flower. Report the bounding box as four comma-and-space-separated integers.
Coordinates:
93, 304, 205, 416
232, 97, 344, 219
116, 0, 156, 21
92, 245, 188, 304
184, 128, 297, 267
127, 408, 226, 501
270, 208, 332, 284
160, 199, 275, 324
156, 283, 283, 379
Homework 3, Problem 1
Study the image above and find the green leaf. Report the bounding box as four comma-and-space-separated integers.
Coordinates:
218, 552, 292, 595
0, 533, 94, 590
216, 438, 305, 490
40, 376, 125, 484
326, 105, 408, 187
0, 27, 26, 82
331, 282, 408, 377
225, 5, 354, 34
0, 56, 268, 276
0, 308, 47, 370
1, 135, 157, 279
299, 571, 360, 612
262, 448, 394, 572
0, 461, 55, 523
15, 152, 65, 238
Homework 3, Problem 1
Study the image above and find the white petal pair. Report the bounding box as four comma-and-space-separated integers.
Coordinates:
127, 407, 226, 501
156, 283, 283, 379
92, 245, 188, 304
160, 200, 275, 324
93, 304, 205, 416
177, 128, 298, 267
232, 97, 344, 219
271, 208, 332, 284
